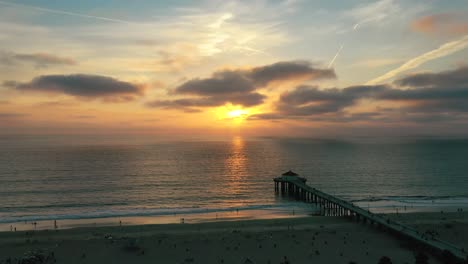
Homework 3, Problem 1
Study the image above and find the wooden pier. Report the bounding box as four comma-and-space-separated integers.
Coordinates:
274, 171, 468, 262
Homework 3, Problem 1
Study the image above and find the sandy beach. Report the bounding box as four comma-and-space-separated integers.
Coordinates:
1, 212, 467, 264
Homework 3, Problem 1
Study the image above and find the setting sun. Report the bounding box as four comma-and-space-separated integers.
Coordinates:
227, 109, 249, 119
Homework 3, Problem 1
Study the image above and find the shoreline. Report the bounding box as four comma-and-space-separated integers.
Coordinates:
0, 206, 317, 232
1, 212, 467, 263
2, 198, 466, 232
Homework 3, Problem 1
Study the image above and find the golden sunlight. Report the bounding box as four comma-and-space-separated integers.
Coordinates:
227, 109, 249, 119
213, 104, 262, 126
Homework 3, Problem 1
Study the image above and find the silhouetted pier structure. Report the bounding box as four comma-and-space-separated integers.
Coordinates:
274, 171, 468, 262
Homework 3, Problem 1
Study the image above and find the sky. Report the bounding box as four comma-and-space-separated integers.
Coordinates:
0, 0, 467, 138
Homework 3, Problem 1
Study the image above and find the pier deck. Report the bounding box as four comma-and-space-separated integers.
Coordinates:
274, 175, 468, 262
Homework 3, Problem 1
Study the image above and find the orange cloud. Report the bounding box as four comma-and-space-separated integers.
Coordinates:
411, 13, 468, 36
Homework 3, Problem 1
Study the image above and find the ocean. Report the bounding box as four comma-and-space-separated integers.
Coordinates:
1, 135, 467, 230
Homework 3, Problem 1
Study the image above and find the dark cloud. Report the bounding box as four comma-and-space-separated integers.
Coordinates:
402, 113, 467, 123
379, 67, 468, 112
247, 61, 336, 86
5, 74, 146, 102
175, 61, 335, 96
2, 81, 19, 88
0, 113, 28, 118
276, 84, 388, 115
253, 66, 468, 123
249, 111, 392, 123
305, 112, 391, 123
36, 101, 78, 107
248, 113, 286, 120
147, 92, 266, 110
0, 51, 76, 68
175, 71, 254, 95
402, 99, 468, 113
149, 61, 335, 111
377, 87, 468, 101
72, 115, 95, 119
394, 66, 468, 88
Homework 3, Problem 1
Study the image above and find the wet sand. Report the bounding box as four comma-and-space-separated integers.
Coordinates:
1, 212, 467, 264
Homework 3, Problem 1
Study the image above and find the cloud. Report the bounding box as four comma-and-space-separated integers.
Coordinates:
0, 0, 142, 25
134, 39, 161, 46
0, 112, 28, 118
275, 84, 388, 116
147, 92, 266, 109
248, 112, 285, 121
366, 34, 468, 85
5, 74, 146, 102
303, 111, 391, 123
175, 71, 255, 96
252, 66, 468, 123
395, 66, 468, 88
148, 61, 335, 111
248, 61, 335, 86
411, 13, 468, 36
401, 112, 466, 123
208, 13, 233, 29
346, 0, 400, 29
175, 61, 335, 96
72, 115, 95, 119
377, 67, 468, 112
168, 6, 289, 57
328, 0, 404, 68
351, 58, 403, 68
0, 0, 293, 77
35, 100, 77, 107
0, 51, 76, 68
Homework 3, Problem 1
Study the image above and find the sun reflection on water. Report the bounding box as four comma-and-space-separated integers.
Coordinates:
226, 136, 246, 174
223, 136, 249, 206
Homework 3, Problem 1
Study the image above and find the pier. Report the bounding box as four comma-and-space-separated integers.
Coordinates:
274, 171, 468, 262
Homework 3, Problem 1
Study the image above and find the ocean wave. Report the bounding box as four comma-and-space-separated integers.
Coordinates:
0, 203, 309, 224
0, 202, 130, 211
349, 195, 468, 203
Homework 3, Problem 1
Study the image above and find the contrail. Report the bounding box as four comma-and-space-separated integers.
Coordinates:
0, 0, 143, 25
327, 23, 357, 68
233, 46, 271, 56
366, 34, 468, 85
327, 0, 397, 68
328, 45, 344, 68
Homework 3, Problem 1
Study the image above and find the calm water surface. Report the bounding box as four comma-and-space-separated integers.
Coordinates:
1, 136, 467, 225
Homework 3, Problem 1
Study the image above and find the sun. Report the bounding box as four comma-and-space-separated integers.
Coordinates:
213, 105, 257, 125
227, 109, 249, 119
